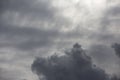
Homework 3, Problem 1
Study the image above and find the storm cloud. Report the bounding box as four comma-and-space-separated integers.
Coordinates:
0, 0, 120, 80
32, 43, 109, 80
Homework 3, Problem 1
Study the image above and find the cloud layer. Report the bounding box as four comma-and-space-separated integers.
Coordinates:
0, 0, 120, 80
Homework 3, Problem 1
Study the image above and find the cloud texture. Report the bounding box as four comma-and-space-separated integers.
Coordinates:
0, 0, 120, 80
32, 43, 109, 80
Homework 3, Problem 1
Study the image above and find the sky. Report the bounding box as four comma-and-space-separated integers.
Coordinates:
0, 0, 120, 80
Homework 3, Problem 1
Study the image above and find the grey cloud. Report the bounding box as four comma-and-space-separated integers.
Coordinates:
88, 44, 120, 79
0, 0, 62, 28
107, 6, 120, 16
112, 43, 120, 58
0, 22, 86, 51
0, 0, 58, 50
0, 0, 56, 50
97, 2, 120, 47
0, 0, 55, 18
0, 68, 20, 80
101, 2, 120, 29
89, 44, 115, 63
0, 69, 5, 80
0, 24, 60, 50
0, 0, 71, 50
0, 0, 120, 80
32, 43, 109, 80
89, 32, 116, 44
111, 76, 120, 80
88, 1, 120, 46
0, 0, 70, 26
88, 44, 118, 71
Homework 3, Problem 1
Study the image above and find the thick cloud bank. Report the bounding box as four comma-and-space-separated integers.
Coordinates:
32, 43, 109, 80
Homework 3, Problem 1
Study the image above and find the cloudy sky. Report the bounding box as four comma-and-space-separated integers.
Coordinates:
0, 0, 120, 80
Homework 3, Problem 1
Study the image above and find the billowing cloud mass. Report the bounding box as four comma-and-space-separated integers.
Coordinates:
32, 43, 109, 80
0, 0, 120, 80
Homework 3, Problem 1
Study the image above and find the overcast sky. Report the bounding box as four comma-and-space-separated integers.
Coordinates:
0, 0, 120, 80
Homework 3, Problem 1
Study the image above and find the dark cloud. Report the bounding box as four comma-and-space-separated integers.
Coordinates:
0, 0, 57, 50
0, 0, 70, 51
112, 43, 120, 78
112, 43, 120, 58
0, 24, 59, 50
0, 0, 69, 27
0, 0, 55, 19
32, 43, 109, 80
0, 0, 120, 80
